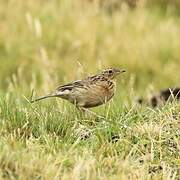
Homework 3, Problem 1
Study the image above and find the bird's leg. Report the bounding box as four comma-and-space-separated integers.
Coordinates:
76, 106, 86, 113
80, 107, 105, 119
76, 106, 91, 119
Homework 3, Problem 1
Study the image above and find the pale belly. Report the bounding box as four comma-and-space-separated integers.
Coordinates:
69, 84, 115, 108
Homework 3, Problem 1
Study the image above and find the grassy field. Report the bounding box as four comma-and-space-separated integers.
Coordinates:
0, 0, 180, 179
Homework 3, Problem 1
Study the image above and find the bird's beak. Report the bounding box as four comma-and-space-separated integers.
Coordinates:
116, 69, 126, 75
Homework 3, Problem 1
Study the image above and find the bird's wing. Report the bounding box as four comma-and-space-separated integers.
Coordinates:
55, 74, 101, 92
55, 80, 86, 91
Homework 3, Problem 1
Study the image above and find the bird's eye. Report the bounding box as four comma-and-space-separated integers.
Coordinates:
108, 70, 113, 73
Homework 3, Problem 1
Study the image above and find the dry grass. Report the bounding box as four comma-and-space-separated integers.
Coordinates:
0, 0, 179, 179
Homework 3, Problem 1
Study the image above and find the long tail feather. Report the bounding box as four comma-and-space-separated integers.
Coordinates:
31, 93, 56, 103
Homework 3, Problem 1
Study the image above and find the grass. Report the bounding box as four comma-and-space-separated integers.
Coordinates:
0, 0, 180, 179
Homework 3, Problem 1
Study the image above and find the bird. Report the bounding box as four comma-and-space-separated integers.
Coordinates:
31, 68, 125, 110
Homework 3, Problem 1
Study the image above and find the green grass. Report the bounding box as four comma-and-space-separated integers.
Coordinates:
0, 0, 180, 179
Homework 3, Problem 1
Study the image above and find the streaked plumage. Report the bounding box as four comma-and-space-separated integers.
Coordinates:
31, 68, 125, 109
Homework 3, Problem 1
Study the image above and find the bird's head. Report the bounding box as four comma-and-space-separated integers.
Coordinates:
101, 68, 126, 79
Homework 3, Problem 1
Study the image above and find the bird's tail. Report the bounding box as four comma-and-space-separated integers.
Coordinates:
30, 93, 57, 103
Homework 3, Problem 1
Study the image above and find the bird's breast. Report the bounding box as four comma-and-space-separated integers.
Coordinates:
65, 80, 116, 108
79, 80, 115, 108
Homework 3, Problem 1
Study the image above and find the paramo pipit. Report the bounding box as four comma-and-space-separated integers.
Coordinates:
31, 68, 125, 110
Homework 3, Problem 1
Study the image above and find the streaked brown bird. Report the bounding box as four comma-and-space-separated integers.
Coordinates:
31, 68, 125, 110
